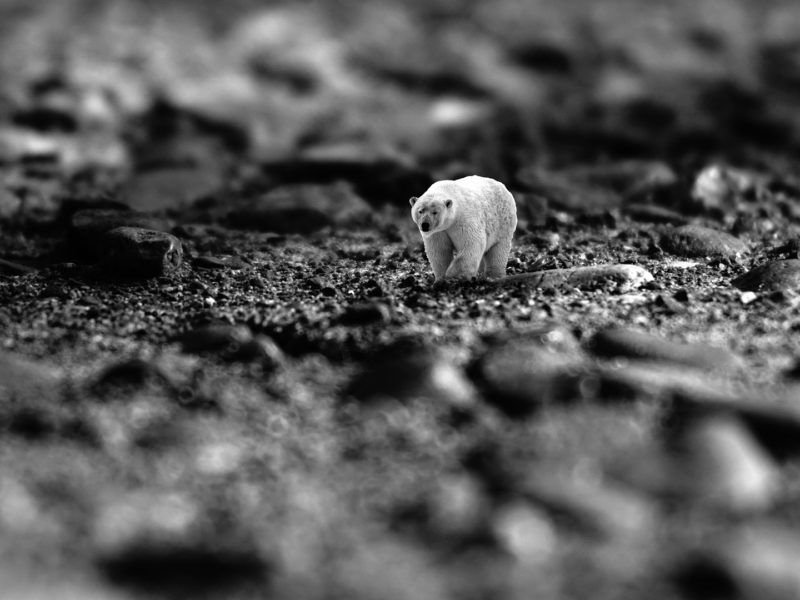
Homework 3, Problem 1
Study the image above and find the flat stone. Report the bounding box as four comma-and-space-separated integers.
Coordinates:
347, 343, 475, 408
562, 160, 677, 200
660, 224, 748, 259
588, 327, 744, 373
100, 227, 183, 278
671, 393, 800, 460
473, 337, 588, 417
619, 416, 778, 513
229, 182, 374, 234
93, 492, 268, 593
261, 149, 433, 206
69, 209, 172, 260
516, 168, 621, 212
500, 264, 654, 292
338, 302, 391, 326
596, 362, 740, 404
732, 260, 800, 292
176, 324, 282, 367
624, 203, 689, 225
0, 257, 37, 276
118, 167, 225, 213
673, 416, 778, 512
521, 468, 653, 539
178, 324, 253, 355
193, 256, 248, 270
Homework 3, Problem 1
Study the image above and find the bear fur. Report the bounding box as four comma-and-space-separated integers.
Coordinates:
410, 176, 517, 282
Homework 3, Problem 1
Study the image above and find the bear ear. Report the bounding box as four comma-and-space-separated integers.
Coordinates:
445, 199, 453, 208
409, 196, 418, 207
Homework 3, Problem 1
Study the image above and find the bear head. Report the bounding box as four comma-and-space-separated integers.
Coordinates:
409, 194, 454, 236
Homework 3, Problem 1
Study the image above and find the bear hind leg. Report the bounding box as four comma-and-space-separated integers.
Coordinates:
484, 237, 513, 279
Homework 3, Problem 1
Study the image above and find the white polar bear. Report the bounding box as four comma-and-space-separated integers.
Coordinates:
410, 175, 517, 282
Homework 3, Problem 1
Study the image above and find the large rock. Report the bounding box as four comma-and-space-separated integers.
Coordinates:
500, 264, 653, 292
732, 260, 800, 292
660, 224, 748, 259
229, 182, 374, 233
588, 327, 744, 373
69, 209, 172, 260
472, 336, 588, 417
100, 227, 183, 278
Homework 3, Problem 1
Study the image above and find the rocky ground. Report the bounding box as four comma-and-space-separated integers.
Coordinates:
4, 0, 800, 598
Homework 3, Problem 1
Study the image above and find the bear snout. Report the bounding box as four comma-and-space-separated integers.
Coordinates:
420, 221, 431, 232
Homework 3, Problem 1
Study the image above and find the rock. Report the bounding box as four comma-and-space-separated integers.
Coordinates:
100, 227, 183, 278
394, 474, 489, 544
521, 468, 653, 539
624, 203, 689, 225
229, 182, 374, 234
93, 492, 267, 594
0, 351, 62, 406
0, 185, 22, 219
178, 324, 253, 355
338, 302, 391, 326
768, 238, 800, 260
587, 327, 744, 373
690, 164, 764, 212
261, 150, 433, 206
596, 362, 739, 404
660, 225, 748, 259
472, 336, 588, 417
732, 260, 800, 292
0, 257, 37, 276
560, 160, 678, 201
491, 502, 556, 563
620, 416, 778, 513
500, 264, 654, 292
0, 352, 92, 443
676, 525, 800, 600
671, 394, 800, 460
0, 126, 60, 163
177, 324, 283, 367
516, 168, 621, 213
118, 166, 225, 213
672, 417, 778, 512
193, 256, 248, 270
347, 342, 475, 408
69, 208, 172, 260
89, 358, 175, 399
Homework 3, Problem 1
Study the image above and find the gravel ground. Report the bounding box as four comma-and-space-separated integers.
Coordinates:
3, 1, 800, 598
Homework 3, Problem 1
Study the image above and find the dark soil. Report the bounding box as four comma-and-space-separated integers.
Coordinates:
3, 0, 800, 598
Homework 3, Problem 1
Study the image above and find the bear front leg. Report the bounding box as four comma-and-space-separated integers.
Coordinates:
423, 233, 454, 282
445, 247, 484, 280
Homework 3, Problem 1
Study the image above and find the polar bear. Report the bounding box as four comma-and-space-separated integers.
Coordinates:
410, 175, 517, 282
